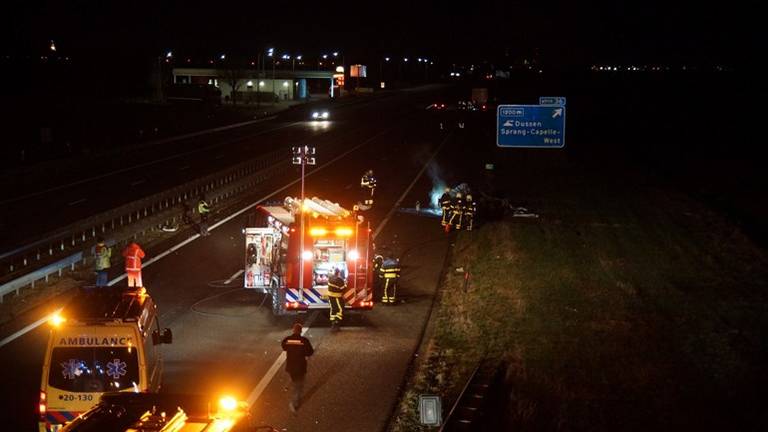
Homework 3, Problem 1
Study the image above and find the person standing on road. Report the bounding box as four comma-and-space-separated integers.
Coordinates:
94, 237, 111, 288
372, 253, 384, 298
122, 242, 145, 288
282, 322, 314, 413
465, 194, 477, 231
449, 192, 465, 231
197, 196, 211, 236
327, 268, 346, 330
439, 187, 452, 227
380, 256, 401, 304
360, 169, 377, 206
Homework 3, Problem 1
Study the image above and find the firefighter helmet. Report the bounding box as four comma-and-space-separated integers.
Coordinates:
466, 194, 472, 201
456, 192, 462, 198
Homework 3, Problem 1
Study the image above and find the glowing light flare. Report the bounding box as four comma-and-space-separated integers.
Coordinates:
335, 227, 353, 237
219, 396, 238, 412
348, 250, 360, 260
49, 313, 66, 327
39, 391, 47, 416
309, 227, 327, 237
301, 250, 314, 260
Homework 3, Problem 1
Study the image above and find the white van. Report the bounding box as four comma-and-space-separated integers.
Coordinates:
38, 288, 172, 432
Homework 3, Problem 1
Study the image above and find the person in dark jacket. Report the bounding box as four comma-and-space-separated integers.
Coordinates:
327, 268, 346, 330
281, 323, 314, 413
439, 187, 452, 227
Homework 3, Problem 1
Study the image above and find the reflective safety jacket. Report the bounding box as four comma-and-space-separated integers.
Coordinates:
198, 200, 211, 214
360, 174, 377, 189
451, 197, 465, 214
465, 199, 477, 216
439, 192, 452, 209
94, 243, 112, 271
328, 274, 346, 297
372, 254, 384, 276
381, 258, 401, 279
122, 242, 145, 272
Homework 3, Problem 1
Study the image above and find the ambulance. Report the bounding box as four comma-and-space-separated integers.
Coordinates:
39, 288, 172, 432
244, 196, 375, 316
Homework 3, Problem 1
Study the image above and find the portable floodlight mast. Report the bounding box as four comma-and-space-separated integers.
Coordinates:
292, 145, 316, 293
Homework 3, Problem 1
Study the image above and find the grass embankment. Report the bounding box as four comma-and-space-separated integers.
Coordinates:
392, 187, 768, 431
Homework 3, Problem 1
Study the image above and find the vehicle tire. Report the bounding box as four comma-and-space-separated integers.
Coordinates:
270, 280, 284, 317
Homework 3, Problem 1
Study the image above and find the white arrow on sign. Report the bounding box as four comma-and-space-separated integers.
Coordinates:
552, 108, 563, 118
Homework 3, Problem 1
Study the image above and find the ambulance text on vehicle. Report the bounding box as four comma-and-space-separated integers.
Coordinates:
39, 288, 172, 432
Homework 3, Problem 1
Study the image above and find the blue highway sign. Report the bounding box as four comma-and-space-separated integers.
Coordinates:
497, 104, 566, 148
539, 96, 566, 106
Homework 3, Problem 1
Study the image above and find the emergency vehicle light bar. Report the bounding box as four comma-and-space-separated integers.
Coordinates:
309, 227, 353, 237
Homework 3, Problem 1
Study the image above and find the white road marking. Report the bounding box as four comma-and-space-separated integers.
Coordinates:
130, 179, 146, 186
244, 131, 450, 407
225, 269, 244, 285
373, 133, 451, 239
246, 312, 318, 406
0, 307, 62, 348
67, 198, 86, 206
0, 125, 399, 348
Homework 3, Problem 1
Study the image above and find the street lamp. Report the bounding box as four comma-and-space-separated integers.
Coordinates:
292, 145, 317, 295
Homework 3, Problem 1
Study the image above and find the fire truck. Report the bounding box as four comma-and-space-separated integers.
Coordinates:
244, 196, 374, 316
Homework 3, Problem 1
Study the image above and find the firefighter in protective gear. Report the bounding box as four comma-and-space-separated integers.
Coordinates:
327, 268, 346, 329
372, 254, 384, 296
360, 170, 377, 206
465, 194, 477, 231
380, 257, 401, 304
449, 192, 464, 230
439, 187, 452, 226
122, 242, 145, 288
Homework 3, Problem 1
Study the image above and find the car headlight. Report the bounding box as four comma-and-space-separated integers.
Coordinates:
321, 111, 329, 119
312, 112, 319, 119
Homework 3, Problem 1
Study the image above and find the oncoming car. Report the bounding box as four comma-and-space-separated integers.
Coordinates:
311, 110, 330, 120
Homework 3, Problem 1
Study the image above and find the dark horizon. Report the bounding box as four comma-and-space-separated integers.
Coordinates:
1, 1, 756, 68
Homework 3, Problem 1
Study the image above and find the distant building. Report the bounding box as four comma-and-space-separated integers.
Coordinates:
171, 68, 336, 103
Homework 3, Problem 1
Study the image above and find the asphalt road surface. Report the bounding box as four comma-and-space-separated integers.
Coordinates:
0, 88, 493, 431
0, 94, 403, 251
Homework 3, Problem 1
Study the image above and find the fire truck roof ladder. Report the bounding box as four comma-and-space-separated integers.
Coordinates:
299, 197, 349, 219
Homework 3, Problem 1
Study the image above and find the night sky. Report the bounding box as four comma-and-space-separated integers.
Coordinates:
2, 0, 755, 67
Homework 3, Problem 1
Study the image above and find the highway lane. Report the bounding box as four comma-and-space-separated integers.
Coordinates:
0, 89, 457, 431
0, 93, 415, 252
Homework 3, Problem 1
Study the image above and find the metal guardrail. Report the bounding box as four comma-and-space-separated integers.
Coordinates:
0, 252, 83, 302
439, 362, 483, 432
0, 96, 390, 303
0, 145, 290, 302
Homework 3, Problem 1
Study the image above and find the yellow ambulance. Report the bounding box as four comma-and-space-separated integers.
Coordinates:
38, 288, 172, 432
